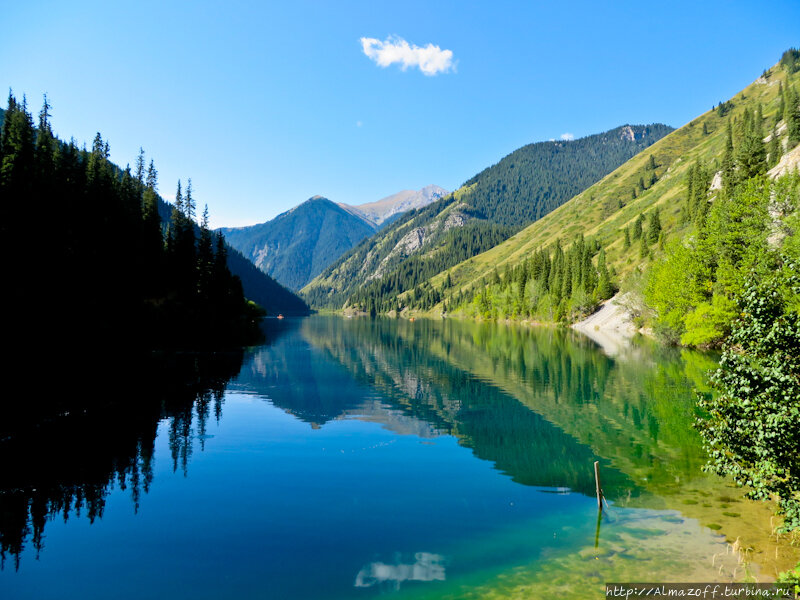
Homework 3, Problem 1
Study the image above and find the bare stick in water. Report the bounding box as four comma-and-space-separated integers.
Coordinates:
594, 460, 604, 512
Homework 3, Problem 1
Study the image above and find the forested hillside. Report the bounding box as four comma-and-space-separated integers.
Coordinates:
0, 94, 304, 349
146, 199, 307, 314
303, 124, 672, 311
419, 51, 800, 331
220, 196, 378, 290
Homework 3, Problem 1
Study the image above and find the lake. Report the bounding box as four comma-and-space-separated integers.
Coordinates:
1, 316, 794, 599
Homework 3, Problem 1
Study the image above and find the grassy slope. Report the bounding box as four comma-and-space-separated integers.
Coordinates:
422, 62, 796, 311
302, 125, 671, 309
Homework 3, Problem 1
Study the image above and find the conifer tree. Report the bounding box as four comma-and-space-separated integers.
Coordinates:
721, 119, 736, 191
34, 95, 54, 177
737, 108, 767, 179
185, 178, 196, 223
197, 204, 214, 301
632, 213, 644, 240
786, 85, 800, 149
646, 208, 662, 244
639, 235, 649, 259
135, 148, 145, 187
767, 131, 781, 168
596, 248, 613, 299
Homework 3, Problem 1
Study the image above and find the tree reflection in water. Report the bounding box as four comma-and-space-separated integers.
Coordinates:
0, 349, 245, 570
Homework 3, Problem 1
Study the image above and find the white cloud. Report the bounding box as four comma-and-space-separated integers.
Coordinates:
560, 133, 575, 141
356, 120, 363, 128
360, 36, 455, 76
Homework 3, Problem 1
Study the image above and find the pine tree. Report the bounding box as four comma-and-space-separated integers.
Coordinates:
197, 204, 214, 301
721, 119, 735, 191
185, 178, 196, 223
786, 85, 800, 150
639, 235, 649, 259
141, 160, 163, 293
595, 248, 613, 299
34, 95, 54, 175
623, 227, 631, 250
737, 109, 767, 179
135, 148, 145, 187
632, 213, 644, 240
646, 208, 662, 244
767, 131, 781, 168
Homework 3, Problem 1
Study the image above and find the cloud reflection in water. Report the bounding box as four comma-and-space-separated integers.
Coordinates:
354, 552, 446, 589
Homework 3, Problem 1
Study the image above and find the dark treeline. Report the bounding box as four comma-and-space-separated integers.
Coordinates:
0, 94, 264, 351
0, 349, 245, 569
454, 234, 614, 321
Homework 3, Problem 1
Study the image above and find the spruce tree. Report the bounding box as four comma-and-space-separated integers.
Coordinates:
734, 105, 767, 180
786, 86, 800, 150
135, 148, 145, 187
596, 248, 613, 299
639, 235, 649, 259
632, 213, 644, 240
767, 132, 781, 168
646, 208, 662, 244
721, 119, 736, 191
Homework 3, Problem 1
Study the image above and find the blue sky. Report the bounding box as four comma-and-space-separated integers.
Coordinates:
3, 0, 799, 226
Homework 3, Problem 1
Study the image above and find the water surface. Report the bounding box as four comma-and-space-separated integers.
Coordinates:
1, 316, 791, 599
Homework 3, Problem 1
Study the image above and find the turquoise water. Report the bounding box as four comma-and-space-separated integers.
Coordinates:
0, 316, 756, 599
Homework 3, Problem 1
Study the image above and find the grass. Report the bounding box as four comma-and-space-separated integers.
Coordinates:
413, 59, 798, 314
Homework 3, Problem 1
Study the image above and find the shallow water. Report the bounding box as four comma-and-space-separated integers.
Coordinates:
1, 316, 793, 599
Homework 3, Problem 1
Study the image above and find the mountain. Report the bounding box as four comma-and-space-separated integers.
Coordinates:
301, 124, 673, 311
411, 53, 800, 326
219, 186, 447, 291
339, 185, 448, 227
219, 196, 378, 291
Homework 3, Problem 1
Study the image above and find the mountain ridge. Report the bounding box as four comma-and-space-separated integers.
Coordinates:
220, 195, 377, 291
220, 186, 447, 291
339, 185, 449, 227
302, 123, 673, 311
408, 57, 800, 322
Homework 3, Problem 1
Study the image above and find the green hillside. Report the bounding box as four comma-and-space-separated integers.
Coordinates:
302, 124, 672, 311
415, 54, 800, 323
219, 196, 377, 291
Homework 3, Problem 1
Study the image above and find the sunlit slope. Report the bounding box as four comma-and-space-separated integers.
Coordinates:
422, 62, 796, 308
301, 124, 671, 310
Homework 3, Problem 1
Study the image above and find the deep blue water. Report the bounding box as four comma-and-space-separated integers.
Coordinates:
0, 316, 744, 599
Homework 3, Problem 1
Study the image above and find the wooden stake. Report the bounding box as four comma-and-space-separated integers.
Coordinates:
594, 460, 604, 512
